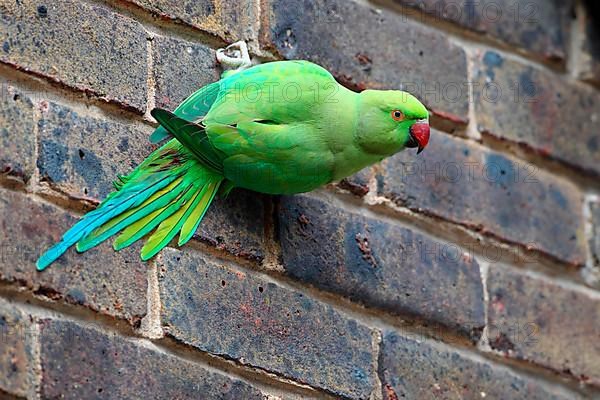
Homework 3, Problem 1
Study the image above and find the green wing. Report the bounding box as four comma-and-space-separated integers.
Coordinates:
205, 61, 338, 126
206, 121, 332, 194
148, 61, 326, 143
150, 81, 221, 143
201, 60, 352, 194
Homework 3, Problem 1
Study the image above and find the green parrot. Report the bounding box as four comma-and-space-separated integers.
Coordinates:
36, 53, 430, 270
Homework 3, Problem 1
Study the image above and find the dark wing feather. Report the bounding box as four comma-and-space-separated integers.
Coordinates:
151, 108, 224, 174
150, 81, 221, 143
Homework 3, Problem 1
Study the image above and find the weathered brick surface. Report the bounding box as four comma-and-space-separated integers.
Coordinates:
37, 102, 153, 200
376, 129, 586, 266
578, 4, 600, 85
0, 85, 35, 182
0, 0, 148, 112
262, 0, 469, 127
0, 299, 32, 398
0, 188, 147, 325
473, 50, 600, 176
125, 0, 258, 44
380, 331, 581, 399
487, 265, 600, 385
158, 248, 375, 399
338, 167, 372, 197
152, 35, 219, 110
196, 189, 266, 262
393, 0, 572, 63
591, 202, 600, 268
39, 318, 269, 399
278, 195, 485, 338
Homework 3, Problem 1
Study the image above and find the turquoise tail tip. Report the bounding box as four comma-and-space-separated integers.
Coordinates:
36, 258, 49, 271
36, 243, 68, 271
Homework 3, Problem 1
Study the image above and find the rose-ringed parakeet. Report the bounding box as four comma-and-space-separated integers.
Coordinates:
36, 42, 430, 270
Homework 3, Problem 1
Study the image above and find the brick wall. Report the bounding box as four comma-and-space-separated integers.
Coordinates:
0, 0, 599, 399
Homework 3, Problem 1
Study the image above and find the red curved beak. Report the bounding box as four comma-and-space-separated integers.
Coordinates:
408, 121, 430, 154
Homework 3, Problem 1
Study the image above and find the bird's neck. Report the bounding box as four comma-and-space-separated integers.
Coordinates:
355, 91, 403, 157
328, 90, 389, 181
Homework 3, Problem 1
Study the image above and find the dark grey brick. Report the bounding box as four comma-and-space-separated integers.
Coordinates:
197, 189, 266, 262
0, 188, 147, 325
473, 50, 600, 176
0, 298, 32, 398
377, 129, 586, 266
37, 102, 153, 200
591, 202, 600, 269
262, 0, 469, 128
578, 3, 600, 85
39, 318, 269, 399
152, 35, 220, 110
393, 0, 572, 63
487, 265, 600, 386
278, 195, 485, 338
0, 0, 147, 112
158, 248, 376, 399
126, 0, 258, 43
0, 85, 35, 182
380, 331, 582, 399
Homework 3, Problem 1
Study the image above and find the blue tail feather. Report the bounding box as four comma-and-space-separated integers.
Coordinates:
36, 171, 180, 271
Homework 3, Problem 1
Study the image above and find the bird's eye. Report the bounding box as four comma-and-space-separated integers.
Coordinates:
391, 110, 404, 121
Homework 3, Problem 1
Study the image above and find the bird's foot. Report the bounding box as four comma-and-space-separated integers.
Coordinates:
216, 41, 251, 77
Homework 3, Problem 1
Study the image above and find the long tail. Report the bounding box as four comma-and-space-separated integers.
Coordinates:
36, 139, 222, 270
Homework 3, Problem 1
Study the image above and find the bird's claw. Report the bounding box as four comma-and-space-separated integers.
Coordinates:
216, 41, 252, 76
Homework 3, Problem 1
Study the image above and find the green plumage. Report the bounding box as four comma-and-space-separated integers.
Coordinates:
37, 60, 429, 270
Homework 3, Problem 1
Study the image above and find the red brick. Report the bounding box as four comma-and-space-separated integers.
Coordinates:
377, 129, 586, 266
0, 0, 148, 112
487, 264, 600, 385
0, 188, 148, 325
473, 50, 600, 176
261, 0, 469, 129
39, 318, 269, 399
158, 248, 376, 399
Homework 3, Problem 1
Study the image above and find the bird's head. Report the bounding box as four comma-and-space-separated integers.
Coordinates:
357, 90, 430, 155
